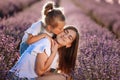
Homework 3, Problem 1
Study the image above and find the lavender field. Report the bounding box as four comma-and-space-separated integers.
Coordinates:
0, 0, 120, 80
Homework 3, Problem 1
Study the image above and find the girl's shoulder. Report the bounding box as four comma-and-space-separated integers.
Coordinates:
34, 37, 51, 46
33, 20, 42, 26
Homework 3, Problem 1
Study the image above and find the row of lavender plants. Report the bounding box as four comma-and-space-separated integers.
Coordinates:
0, 0, 48, 79
0, 0, 40, 19
60, 0, 120, 79
96, 0, 120, 5
73, 0, 120, 38
0, 26, 20, 80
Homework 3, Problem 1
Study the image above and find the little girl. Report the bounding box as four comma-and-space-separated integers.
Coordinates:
20, 1, 65, 55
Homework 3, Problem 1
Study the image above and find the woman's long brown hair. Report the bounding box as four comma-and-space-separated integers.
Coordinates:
58, 26, 79, 74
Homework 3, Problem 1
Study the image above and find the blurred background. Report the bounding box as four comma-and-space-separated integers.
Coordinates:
0, 0, 120, 80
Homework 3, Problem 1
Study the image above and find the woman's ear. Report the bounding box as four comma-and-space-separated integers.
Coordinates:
66, 44, 71, 48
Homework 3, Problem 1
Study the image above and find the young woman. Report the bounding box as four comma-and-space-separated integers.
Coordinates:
20, 1, 65, 55
7, 26, 79, 80
37, 27, 79, 80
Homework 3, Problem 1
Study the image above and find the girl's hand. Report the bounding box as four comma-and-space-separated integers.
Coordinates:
27, 33, 51, 44
41, 33, 51, 39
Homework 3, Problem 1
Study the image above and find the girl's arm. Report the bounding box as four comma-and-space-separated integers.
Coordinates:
26, 33, 50, 44
35, 40, 58, 76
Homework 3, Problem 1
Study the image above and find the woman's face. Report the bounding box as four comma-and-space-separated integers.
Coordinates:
56, 29, 76, 47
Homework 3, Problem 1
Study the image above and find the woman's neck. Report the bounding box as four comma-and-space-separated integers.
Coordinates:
54, 39, 62, 48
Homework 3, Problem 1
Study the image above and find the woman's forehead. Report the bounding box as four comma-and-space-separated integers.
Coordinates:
68, 29, 76, 37
67, 29, 75, 33
64, 29, 76, 38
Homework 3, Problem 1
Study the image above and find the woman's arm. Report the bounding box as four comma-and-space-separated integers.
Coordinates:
35, 51, 56, 76
35, 40, 58, 76
26, 33, 50, 44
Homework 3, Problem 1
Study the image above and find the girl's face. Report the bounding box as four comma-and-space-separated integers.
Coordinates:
56, 29, 76, 47
51, 21, 65, 35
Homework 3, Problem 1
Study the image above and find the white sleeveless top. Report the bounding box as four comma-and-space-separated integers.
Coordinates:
10, 38, 58, 78
22, 20, 53, 43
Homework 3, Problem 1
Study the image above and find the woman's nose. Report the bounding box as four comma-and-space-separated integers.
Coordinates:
63, 34, 67, 38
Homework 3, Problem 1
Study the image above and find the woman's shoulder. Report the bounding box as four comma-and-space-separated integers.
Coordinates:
41, 37, 50, 43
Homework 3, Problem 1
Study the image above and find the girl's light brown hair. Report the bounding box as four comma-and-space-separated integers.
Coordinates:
42, 2, 65, 28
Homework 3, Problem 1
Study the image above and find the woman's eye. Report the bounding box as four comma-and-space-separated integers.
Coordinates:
69, 36, 73, 41
64, 30, 68, 34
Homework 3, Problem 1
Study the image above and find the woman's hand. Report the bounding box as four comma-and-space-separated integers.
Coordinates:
51, 40, 58, 54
